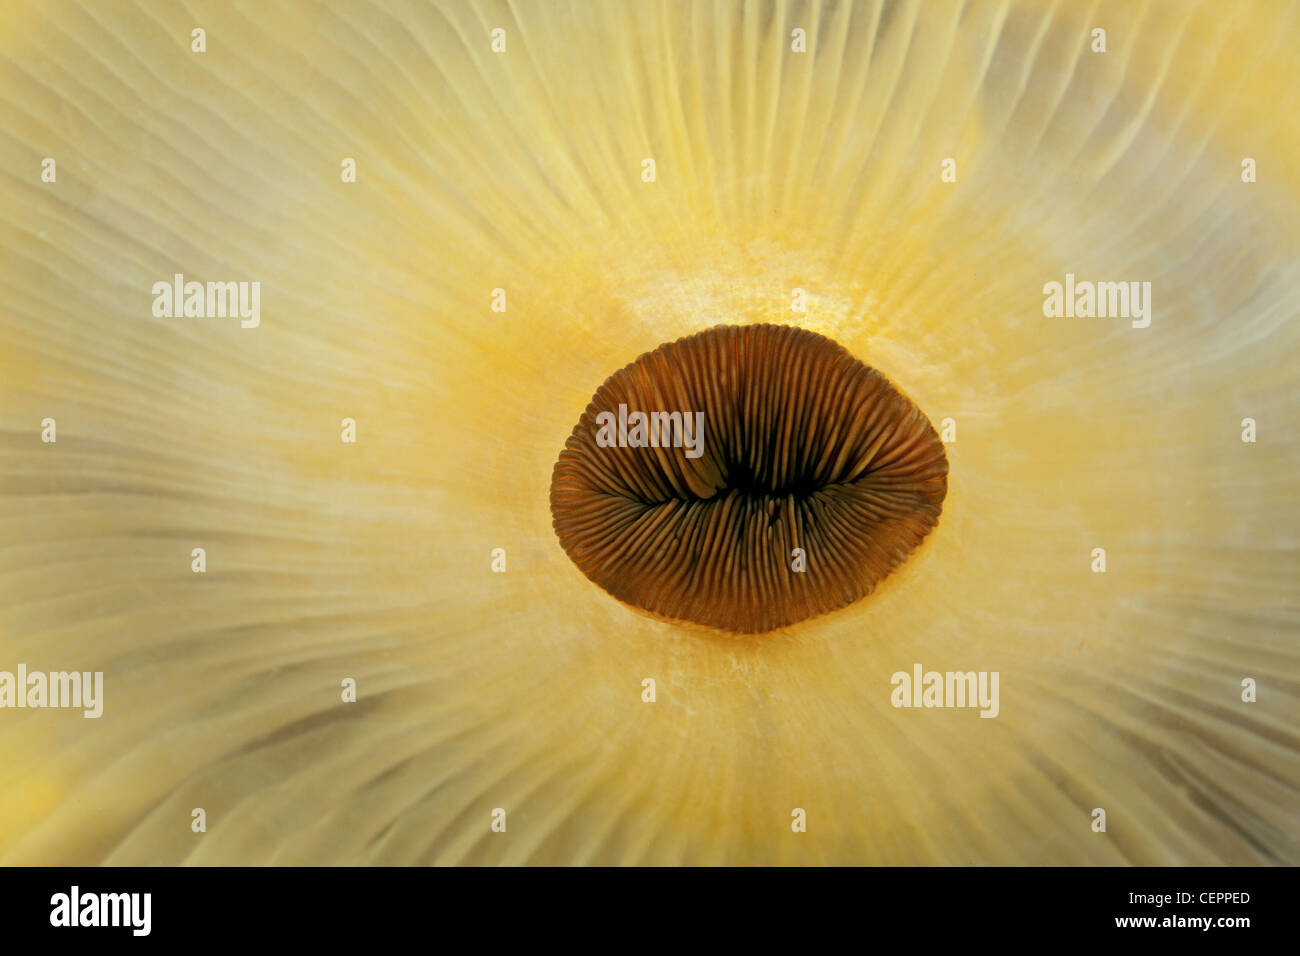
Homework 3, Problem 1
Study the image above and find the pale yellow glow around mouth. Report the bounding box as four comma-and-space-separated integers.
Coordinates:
0, 0, 1297, 865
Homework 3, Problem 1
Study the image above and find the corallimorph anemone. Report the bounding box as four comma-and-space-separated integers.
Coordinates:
1, 0, 1298, 865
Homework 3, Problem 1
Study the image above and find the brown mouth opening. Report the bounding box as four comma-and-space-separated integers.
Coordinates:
550, 323, 948, 633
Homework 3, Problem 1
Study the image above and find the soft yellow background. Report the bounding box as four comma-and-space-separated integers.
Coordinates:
0, 0, 1297, 863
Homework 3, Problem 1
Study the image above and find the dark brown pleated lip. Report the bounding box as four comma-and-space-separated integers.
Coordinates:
549, 323, 949, 634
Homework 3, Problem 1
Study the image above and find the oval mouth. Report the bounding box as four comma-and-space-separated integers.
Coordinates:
550, 323, 949, 633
